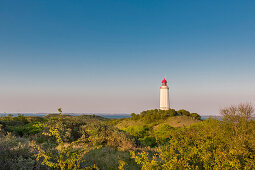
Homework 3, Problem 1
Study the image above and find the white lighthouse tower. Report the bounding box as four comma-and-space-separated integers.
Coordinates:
160, 78, 170, 110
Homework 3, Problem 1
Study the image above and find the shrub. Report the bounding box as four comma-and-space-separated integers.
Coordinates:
81, 120, 137, 150
139, 136, 157, 147
0, 133, 36, 170
131, 113, 140, 120
190, 113, 201, 120
32, 108, 92, 170
154, 124, 175, 144
124, 125, 150, 139
177, 109, 191, 116
84, 147, 139, 170
7, 122, 44, 136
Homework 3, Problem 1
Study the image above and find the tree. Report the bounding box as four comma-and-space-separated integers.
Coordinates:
130, 113, 140, 120
167, 109, 178, 117
220, 103, 254, 122
177, 109, 191, 116
220, 103, 255, 150
190, 113, 201, 120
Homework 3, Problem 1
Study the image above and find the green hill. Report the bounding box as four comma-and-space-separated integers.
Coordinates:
111, 109, 202, 147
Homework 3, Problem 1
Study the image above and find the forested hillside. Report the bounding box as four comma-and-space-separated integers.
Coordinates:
0, 104, 254, 169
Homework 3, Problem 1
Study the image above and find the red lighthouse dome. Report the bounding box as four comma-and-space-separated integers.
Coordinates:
162, 78, 167, 83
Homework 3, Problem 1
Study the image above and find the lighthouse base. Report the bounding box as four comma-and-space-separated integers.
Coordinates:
160, 107, 169, 110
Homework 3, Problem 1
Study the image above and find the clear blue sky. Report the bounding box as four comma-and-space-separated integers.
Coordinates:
0, 0, 254, 115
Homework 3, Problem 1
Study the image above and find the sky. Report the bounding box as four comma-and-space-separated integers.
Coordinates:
0, 0, 255, 115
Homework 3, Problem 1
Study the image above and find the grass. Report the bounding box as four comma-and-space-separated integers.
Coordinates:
163, 115, 201, 127
115, 116, 201, 131
115, 119, 145, 130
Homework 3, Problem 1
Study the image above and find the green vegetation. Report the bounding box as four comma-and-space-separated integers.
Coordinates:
0, 103, 254, 169
130, 108, 201, 123
131, 104, 255, 169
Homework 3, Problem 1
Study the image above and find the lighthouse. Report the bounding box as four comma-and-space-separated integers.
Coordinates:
160, 78, 170, 110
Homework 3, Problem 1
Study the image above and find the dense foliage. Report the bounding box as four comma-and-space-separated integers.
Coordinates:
131, 104, 255, 169
0, 133, 37, 169
0, 109, 138, 169
0, 104, 254, 169
130, 109, 201, 123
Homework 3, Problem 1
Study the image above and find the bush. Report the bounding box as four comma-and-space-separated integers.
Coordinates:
140, 136, 157, 147
131, 113, 140, 120
177, 109, 191, 116
154, 124, 175, 144
83, 147, 139, 170
125, 125, 150, 139
190, 113, 201, 120
81, 120, 137, 150
0, 133, 37, 170
7, 122, 44, 136
33, 109, 92, 170
139, 109, 178, 123
130, 108, 198, 123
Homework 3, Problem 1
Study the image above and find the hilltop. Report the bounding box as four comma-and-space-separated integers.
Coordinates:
109, 109, 202, 147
